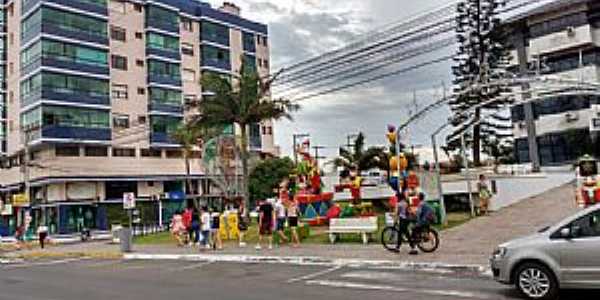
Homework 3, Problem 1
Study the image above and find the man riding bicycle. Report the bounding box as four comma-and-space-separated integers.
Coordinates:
409, 193, 435, 255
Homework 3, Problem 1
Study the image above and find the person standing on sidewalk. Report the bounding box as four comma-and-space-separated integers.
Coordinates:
393, 194, 410, 253
256, 198, 274, 250
237, 201, 248, 247
200, 206, 211, 250
37, 224, 49, 249
191, 208, 200, 246
182, 207, 193, 245
477, 174, 492, 216
274, 198, 289, 246
287, 200, 300, 247
211, 208, 223, 250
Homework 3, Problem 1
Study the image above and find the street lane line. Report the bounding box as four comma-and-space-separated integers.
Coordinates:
287, 265, 343, 283
305, 280, 493, 299
7, 257, 90, 269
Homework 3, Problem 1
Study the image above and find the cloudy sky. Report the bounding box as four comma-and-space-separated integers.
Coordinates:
203, 0, 547, 163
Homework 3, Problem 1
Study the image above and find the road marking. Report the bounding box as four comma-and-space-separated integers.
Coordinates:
168, 261, 214, 272
305, 280, 493, 299
7, 257, 90, 269
287, 265, 343, 283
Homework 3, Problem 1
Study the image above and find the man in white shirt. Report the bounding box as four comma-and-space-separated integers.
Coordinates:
274, 198, 289, 245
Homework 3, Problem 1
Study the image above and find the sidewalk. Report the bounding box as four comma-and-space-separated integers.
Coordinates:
2, 182, 579, 270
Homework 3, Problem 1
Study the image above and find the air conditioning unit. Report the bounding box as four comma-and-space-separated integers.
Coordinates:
566, 112, 579, 122
566, 26, 576, 37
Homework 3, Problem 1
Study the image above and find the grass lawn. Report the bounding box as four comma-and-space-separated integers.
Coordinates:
133, 212, 474, 246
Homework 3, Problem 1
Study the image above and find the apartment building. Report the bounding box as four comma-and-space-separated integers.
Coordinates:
0, 0, 274, 236
506, 0, 600, 166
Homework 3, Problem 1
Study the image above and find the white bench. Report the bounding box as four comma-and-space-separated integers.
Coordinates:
328, 216, 378, 244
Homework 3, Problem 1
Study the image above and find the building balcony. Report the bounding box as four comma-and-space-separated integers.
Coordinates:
49, 0, 108, 16
149, 103, 184, 115
201, 59, 231, 72
201, 34, 230, 47
200, 7, 267, 35
22, 0, 40, 15
41, 22, 109, 46
150, 132, 179, 145
42, 125, 111, 141
529, 24, 594, 57
146, 47, 181, 61
22, 55, 109, 76
21, 87, 110, 108
148, 74, 182, 87
146, 18, 179, 35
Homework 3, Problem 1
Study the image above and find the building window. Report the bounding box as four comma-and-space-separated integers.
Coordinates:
147, 32, 179, 53
137, 87, 145, 95
56, 145, 80, 157
21, 73, 109, 106
148, 60, 181, 80
149, 87, 181, 106
109, 0, 126, 14
22, 40, 109, 69
113, 148, 136, 157
135, 32, 143, 39
28, 7, 108, 40
112, 84, 128, 99
113, 114, 130, 129
43, 106, 110, 129
85, 146, 108, 157
136, 59, 144, 67
141, 148, 162, 157
201, 45, 230, 69
138, 115, 146, 124
111, 55, 128, 70
184, 95, 196, 106
181, 43, 194, 56
182, 69, 195, 81
201, 21, 230, 46
134, 3, 142, 12
110, 26, 126, 42
242, 32, 256, 52
182, 17, 193, 31
263, 59, 269, 69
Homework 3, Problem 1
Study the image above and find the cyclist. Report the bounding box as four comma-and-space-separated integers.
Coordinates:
409, 193, 435, 255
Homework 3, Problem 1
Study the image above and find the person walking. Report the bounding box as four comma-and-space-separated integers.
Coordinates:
274, 198, 289, 246
256, 198, 274, 250
200, 207, 211, 250
37, 224, 49, 249
182, 207, 193, 245
237, 201, 248, 247
477, 174, 492, 216
211, 208, 223, 250
287, 200, 300, 247
191, 208, 200, 246
392, 193, 410, 253
170, 211, 185, 247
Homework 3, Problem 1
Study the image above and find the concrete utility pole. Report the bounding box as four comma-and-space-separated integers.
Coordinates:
461, 134, 476, 218
292, 133, 310, 165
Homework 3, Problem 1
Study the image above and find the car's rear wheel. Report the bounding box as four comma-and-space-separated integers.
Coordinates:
515, 262, 558, 300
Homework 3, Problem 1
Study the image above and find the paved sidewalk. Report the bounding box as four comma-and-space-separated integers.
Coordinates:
2, 183, 579, 268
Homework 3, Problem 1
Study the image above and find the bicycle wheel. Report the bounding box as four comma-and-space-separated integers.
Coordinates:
381, 226, 401, 252
417, 227, 439, 253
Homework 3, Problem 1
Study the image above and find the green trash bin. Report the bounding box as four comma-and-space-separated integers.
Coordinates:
425, 200, 442, 225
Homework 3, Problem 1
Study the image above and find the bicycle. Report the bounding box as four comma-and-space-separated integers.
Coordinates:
381, 220, 439, 253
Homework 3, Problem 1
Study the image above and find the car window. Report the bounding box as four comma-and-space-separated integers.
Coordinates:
571, 210, 600, 238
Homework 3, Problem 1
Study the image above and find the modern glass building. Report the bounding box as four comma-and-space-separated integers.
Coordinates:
0, 0, 275, 236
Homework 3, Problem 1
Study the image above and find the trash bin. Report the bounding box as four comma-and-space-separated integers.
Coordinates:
120, 227, 132, 253
425, 200, 442, 225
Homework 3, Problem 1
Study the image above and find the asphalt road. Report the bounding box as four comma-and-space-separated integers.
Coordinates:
1, 258, 598, 300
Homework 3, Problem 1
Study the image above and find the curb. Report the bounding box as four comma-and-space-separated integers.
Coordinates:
123, 253, 489, 276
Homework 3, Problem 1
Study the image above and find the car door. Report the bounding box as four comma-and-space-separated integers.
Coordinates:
560, 209, 600, 287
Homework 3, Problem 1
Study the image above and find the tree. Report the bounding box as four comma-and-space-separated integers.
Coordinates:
482, 136, 513, 172
331, 132, 388, 174
192, 67, 299, 214
448, 0, 513, 166
170, 122, 200, 207
249, 157, 295, 206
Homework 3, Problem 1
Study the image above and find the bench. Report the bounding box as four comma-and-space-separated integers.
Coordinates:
328, 216, 378, 244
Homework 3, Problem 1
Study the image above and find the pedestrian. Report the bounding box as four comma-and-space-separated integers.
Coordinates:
393, 193, 411, 253
274, 197, 289, 246
169, 211, 185, 247
182, 207, 193, 245
287, 200, 300, 247
237, 201, 249, 247
200, 206, 211, 250
191, 208, 200, 246
256, 198, 274, 250
477, 174, 492, 216
37, 224, 49, 249
211, 208, 223, 250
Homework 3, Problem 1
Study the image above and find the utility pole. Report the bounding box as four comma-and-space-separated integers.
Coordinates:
346, 133, 359, 150
461, 134, 476, 217
292, 133, 310, 165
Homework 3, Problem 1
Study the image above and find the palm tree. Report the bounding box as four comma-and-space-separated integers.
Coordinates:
171, 123, 200, 207
192, 67, 299, 213
331, 132, 388, 175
